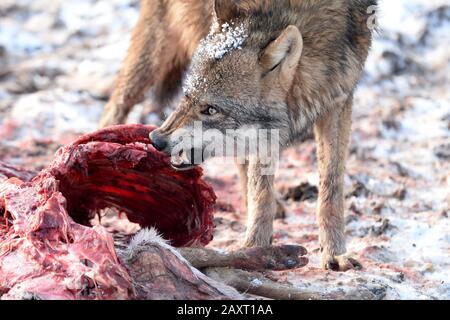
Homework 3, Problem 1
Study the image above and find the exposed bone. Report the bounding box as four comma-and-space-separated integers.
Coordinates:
1, 125, 357, 301
0, 125, 216, 300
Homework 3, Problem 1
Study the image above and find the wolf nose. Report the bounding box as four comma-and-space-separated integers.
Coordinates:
149, 131, 167, 151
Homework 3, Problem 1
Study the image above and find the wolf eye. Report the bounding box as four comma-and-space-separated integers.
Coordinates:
201, 106, 218, 116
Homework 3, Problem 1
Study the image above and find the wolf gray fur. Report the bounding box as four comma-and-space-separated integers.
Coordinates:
100, 0, 377, 271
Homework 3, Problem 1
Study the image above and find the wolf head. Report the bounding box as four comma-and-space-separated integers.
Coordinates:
150, 0, 303, 170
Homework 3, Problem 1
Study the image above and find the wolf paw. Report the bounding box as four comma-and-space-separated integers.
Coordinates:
322, 254, 362, 272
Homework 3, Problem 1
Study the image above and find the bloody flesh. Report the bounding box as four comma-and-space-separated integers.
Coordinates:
0, 124, 216, 299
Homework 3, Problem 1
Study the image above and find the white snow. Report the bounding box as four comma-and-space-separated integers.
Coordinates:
183, 20, 248, 95
200, 21, 248, 60
0, 0, 449, 300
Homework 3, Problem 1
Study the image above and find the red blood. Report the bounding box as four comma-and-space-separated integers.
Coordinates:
0, 124, 216, 299
47, 124, 216, 247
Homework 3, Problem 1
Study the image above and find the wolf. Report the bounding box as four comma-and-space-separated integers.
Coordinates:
99, 0, 377, 271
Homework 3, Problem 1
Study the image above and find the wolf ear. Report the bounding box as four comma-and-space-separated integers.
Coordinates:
260, 26, 303, 88
214, 0, 250, 22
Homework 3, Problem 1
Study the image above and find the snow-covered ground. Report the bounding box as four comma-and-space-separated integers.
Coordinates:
0, 0, 449, 299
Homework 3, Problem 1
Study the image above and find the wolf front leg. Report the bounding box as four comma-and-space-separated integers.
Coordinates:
243, 157, 277, 247
236, 161, 249, 212
314, 98, 362, 271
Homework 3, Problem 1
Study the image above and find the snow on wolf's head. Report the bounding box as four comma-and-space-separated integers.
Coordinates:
150, 0, 303, 170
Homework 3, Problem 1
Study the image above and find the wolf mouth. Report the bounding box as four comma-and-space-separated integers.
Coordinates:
170, 162, 198, 171
170, 148, 204, 171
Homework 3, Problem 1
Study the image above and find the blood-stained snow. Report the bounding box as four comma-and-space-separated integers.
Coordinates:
0, 0, 449, 299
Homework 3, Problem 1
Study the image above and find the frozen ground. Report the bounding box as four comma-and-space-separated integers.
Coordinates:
0, 0, 449, 299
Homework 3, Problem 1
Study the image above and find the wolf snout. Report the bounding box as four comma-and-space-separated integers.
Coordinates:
149, 130, 168, 152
